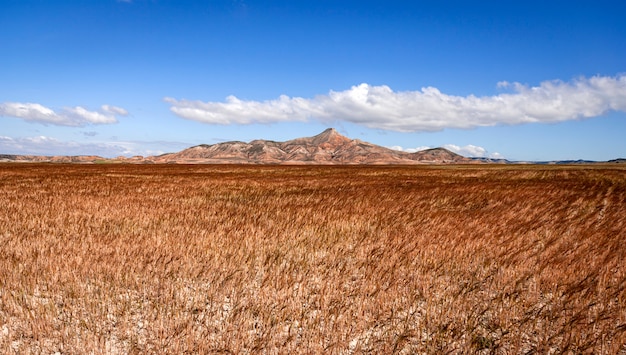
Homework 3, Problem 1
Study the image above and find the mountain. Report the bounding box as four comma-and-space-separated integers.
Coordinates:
149, 128, 471, 164
3, 128, 623, 165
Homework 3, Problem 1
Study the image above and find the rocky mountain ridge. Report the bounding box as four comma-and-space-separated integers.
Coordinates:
150, 128, 469, 164
2, 128, 624, 164
0, 129, 468, 164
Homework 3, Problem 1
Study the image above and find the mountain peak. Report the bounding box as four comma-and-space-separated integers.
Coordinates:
310, 128, 350, 144
315, 127, 340, 137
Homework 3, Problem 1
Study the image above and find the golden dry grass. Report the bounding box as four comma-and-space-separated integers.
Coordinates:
0, 163, 625, 354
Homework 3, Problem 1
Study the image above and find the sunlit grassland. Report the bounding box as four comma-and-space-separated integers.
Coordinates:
1, 163, 625, 353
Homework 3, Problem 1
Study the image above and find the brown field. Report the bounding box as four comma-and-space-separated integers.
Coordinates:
0, 163, 625, 354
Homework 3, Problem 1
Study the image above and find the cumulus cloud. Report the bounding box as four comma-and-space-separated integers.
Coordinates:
165, 75, 626, 131
101, 105, 129, 116
0, 102, 128, 126
163, 95, 315, 125
442, 144, 504, 159
389, 145, 431, 153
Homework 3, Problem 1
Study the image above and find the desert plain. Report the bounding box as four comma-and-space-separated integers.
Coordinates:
0, 163, 625, 353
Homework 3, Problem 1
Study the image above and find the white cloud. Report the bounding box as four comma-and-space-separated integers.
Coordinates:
442, 144, 485, 157
164, 95, 315, 125
0, 102, 128, 126
442, 144, 504, 159
389, 145, 430, 153
165, 75, 626, 131
101, 105, 129, 116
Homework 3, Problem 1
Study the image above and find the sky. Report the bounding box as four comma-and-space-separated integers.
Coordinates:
1, 0, 625, 161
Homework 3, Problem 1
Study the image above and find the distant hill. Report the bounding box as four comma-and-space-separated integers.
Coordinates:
1, 128, 624, 164
0, 154, 104, 163
150, 128, 470, 164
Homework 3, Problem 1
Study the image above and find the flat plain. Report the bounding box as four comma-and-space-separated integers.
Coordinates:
0, 163, 625, 353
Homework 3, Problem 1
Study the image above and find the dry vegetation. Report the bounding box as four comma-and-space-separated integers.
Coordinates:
1, 163, 625, 354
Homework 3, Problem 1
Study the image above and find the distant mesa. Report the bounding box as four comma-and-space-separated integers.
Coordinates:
1, 128, 624, 164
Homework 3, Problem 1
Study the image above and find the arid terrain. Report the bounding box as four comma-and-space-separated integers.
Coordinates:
1, 163, 625, 353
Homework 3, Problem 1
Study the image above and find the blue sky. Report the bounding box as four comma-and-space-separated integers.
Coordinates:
1, 0, 625, 161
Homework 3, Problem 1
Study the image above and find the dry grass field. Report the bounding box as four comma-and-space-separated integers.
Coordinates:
1, 163, 625, 354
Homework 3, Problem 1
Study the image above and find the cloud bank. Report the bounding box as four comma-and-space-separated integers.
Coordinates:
0, 102, 128, 126
166, 75, 626, 131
